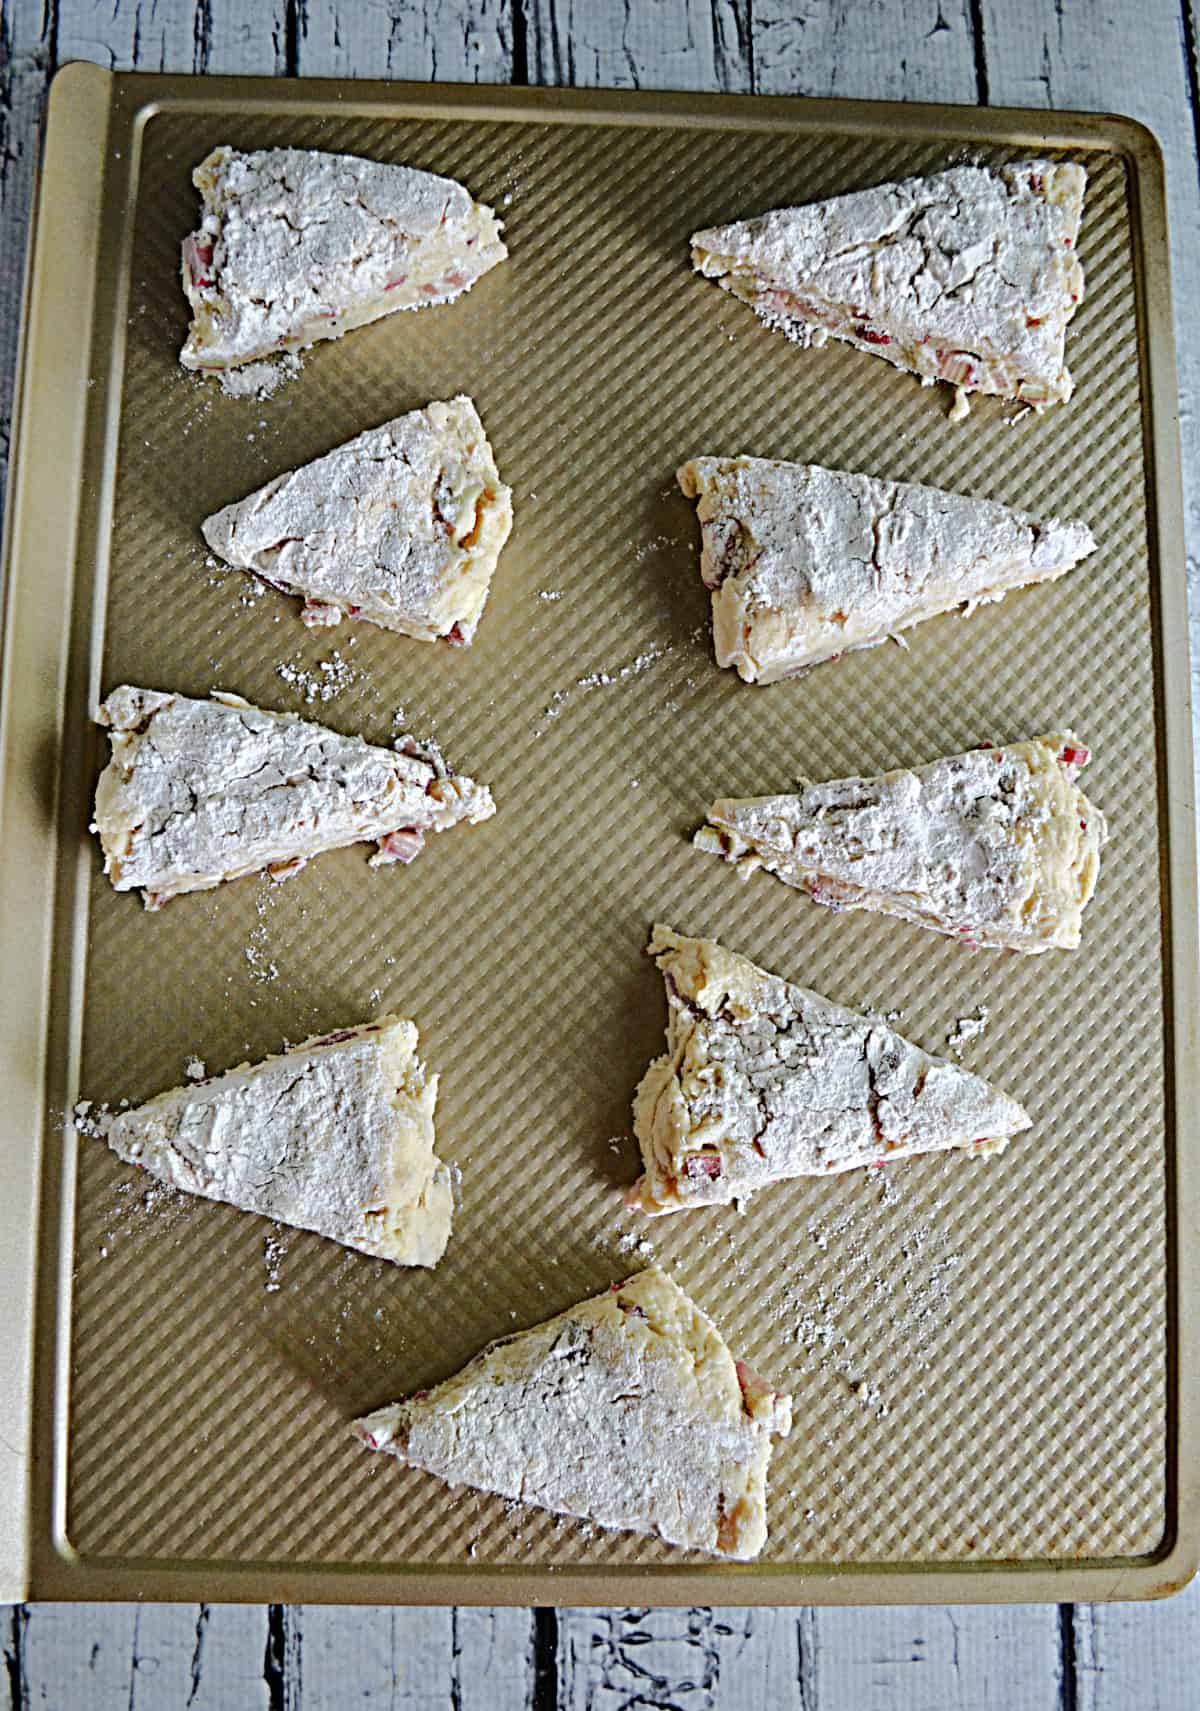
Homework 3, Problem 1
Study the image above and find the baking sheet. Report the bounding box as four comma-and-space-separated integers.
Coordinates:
1, 66, 1195, 1603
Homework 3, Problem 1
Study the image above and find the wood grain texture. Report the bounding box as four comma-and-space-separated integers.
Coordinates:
556, 1603, 1064, 1710
293, 1606, 531, 1707
568, 1607, 822, 1710
1074, 1597, 1200, 1711
56, 0, 198, 72
288, 0, 514, 82
815, 1605, 1062, 1711
0, 1, 55, 527
2, 0, 1200, 1706
751, 0, 979, 101
557, 1608, 790, 1710
14, 1604, 271, 1708
528, 0, 749, 91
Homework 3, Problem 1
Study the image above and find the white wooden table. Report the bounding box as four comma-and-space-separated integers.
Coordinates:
3, 1, 1199, 1705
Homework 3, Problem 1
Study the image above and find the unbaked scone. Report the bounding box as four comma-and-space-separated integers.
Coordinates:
696, 734, 1105, 953
632, 926, 1030, 1214
85, 1017, 451, 1266
354, 1266, 792, 1559
677, 456, 1095, 683
181, 146, 507, 370
92, 686, 494, 909
691, 161, 1086, 412
202, 397, 513, 642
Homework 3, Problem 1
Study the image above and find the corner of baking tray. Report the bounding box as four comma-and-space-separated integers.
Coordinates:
47, 59, 115, 111
1085, 108, 1168, 178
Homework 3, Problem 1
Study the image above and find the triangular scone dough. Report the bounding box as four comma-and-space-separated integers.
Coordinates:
354, 1266, 792, 1559
87, 1017, 452, 1266
677, 456, 1096, 684
691, 161, 1086, 411
202, 398, 513, 642
696, 733, 1105, 953
632, 927, 1030, 1215
92, 687, 494, 909
181, 147, 507, 370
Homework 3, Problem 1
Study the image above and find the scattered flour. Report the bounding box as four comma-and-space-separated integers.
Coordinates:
781, 1163, 969, 1427
615, 1232, 654, 1261
946, 1006, 990, 1055
263, 1233, 286, 1293
245, 884, 280, 985
72, 1100, 107, 1139
238, 577, 269, 609
632, 533, 681, 564
276, 649, 356, 703
576, 644, 670, 691
217, 353, 302, 400
537, 644, 672, 734
864, 1005, 905, 1026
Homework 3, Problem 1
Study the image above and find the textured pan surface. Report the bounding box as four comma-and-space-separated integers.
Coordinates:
62, 99, 1165, 1574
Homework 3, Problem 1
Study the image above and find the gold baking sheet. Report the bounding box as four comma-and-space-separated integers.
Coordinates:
1, 66, 1195, 1604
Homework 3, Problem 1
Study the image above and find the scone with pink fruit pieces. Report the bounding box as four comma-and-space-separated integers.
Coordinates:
691, 161, 1086, 415
92, 686, 494, 909
83, 1017, 452, 1267
677, 455, 1095, 683
696, 734, 1105, 952
631, 926, 1030, 1215
355, 1266, 792, 1559
181, 146, 506, 370
202, 397, 512, 643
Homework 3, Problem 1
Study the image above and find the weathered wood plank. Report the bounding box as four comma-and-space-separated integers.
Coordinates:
2, 1606, 28, 1707
452, 1608, 535, 1707
1075, 1587, 1200, 1711
16, 1601, 276, 1709
559, 1606, 805, 1710
198, 3, 289, 76
714, 1608, 808, 1708
131, 1606, 273, 1710
292, 1605, 530, 1707
56, 0, 200, 73
751, 0, 979, 102
55, 0, 286, 74
556, 1602, 1064, 1711
528, 0, 751, 92
814, 1605, 1062, 1711
0, 1, 56, 531
18, 1604, 136, 1705
289, 0, 513, 83
16, 1603, 272, 1709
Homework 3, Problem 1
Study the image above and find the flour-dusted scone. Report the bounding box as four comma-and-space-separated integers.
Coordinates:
697, 734, 1105, 953
691, 161, 1086, 413
87, 1017, 452, 1266
677, 456, 1096, 684
354, 1266, 791, 1559
92, 687, 494, 909
202, 398, 513, 643
632, 927, 1030, 1215
180, 147, 507, 370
